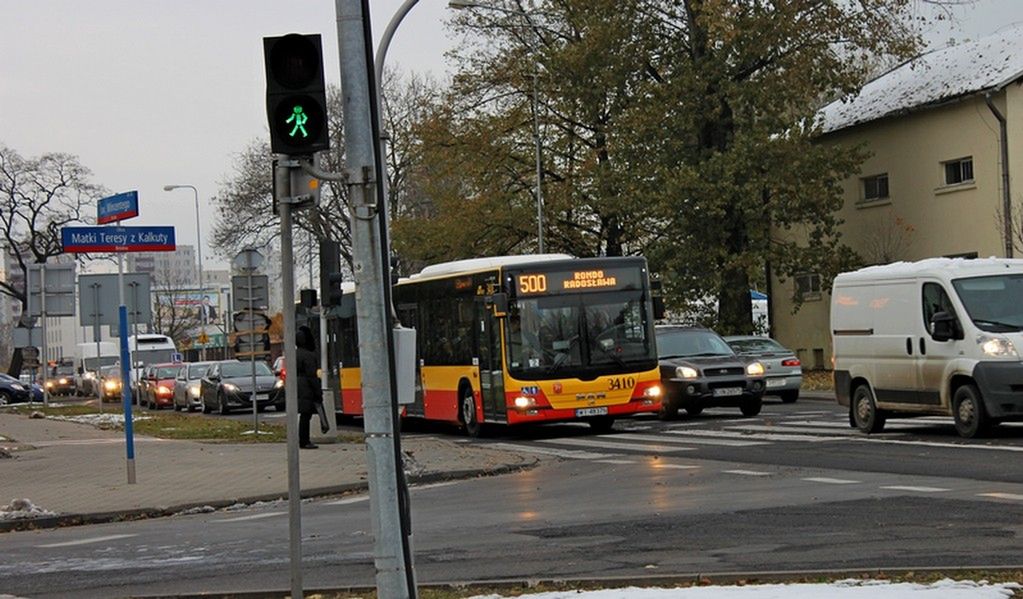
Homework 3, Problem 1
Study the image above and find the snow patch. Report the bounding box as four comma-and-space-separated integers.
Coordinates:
48, 413, 152, 428
467, 579, 1021, 599
0, 498, 57, 521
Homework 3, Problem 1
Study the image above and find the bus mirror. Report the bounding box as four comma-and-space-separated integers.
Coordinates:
650, 274, 665, 320
489, 293, 508, 317
653, 296, 666, 320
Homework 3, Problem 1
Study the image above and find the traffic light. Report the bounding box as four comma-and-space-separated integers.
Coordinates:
319, 239, 345, 308
263, 33, 329, 155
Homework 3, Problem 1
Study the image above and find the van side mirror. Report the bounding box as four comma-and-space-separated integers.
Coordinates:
77, 367, 83, 375
930, 311, 961, 342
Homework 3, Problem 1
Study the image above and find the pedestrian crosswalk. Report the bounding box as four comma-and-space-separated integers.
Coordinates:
471, 406, 1023, 461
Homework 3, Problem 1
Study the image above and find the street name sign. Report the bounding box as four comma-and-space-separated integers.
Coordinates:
61, 226, 176, 253
97, 191, 140, 224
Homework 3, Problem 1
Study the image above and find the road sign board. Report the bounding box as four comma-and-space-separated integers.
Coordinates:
232, 275, 269, 311
79, 273, 152, 326
233, 310, 272, 333
12, 327, 42, 348
61, 226, 176, 253
197, 331, 209, 345
27, 264, 76, 317
21, 346, 40, 369
97, 191, 140, 224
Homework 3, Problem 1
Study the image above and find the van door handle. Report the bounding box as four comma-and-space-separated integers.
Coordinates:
906, 337, 913, 355
919, 337, 926, 355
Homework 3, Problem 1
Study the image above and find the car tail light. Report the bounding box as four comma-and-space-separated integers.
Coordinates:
782, 358, 801, 367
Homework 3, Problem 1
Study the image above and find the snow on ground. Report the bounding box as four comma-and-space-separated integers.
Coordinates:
0, 498, 57, 521
469, 579, 1020, 599
47, 413, 151, 428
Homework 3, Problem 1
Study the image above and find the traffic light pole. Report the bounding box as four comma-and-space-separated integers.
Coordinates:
336, 1, 413, 596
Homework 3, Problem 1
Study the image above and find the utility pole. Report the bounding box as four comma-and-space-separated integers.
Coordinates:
336, 1, 414, 596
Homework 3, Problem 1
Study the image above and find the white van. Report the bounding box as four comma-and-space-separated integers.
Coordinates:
831, 258, 1023, 438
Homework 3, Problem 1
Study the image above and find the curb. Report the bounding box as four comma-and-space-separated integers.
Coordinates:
0, 459, 538, 534
127, 565, 1023, 598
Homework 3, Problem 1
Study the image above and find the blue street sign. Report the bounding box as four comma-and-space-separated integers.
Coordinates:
61, 226, 176, 253
97, 191, 139, 224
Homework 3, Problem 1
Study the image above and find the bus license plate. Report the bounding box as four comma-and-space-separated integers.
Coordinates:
766, 378, 786, 388
712, 387, 742, 397
576, 407, 608, 417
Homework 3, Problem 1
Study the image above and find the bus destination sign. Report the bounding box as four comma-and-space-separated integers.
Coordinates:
516, 267, 642, 296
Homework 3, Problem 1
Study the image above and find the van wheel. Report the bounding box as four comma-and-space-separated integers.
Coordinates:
953, 383, 988, 439
740, 397, 762, 417
460, 385, 482, 438
852, 384, 885, 433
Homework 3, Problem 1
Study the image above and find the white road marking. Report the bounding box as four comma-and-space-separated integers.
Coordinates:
978, 492, 1023, 501
594, 459, 636, 465
881, 485, 950, 493
411, 481, 458, 491
602, 432, 766, 447
669, 429, 842, 443
728, 424, 863, 437
485, 442, 611, 460
38, 534, 137, 548
541, 437, 694, 454
802, 477, 860, 485
325, 496, 371, 506
788, 411, 829, 416
649, 463, 700, 470
723, 469, 773, 476
214, 511, 286, 523
844, 437, 1023, 453
30, 438, 168, 447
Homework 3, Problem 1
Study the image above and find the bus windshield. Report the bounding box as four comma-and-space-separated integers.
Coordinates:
507, 290, 654, 378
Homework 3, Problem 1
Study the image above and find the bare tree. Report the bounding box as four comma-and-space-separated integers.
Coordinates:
150, 262, 202, 351
863, 214, 916, 265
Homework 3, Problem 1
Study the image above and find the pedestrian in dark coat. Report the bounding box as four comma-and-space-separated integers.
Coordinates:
296, 325, 322, 449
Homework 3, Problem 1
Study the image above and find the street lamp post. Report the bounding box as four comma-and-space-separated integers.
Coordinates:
449, 0, 545, 253
163, 184, 206, 360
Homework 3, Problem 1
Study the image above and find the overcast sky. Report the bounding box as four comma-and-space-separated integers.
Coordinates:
1, 1, 1022, 271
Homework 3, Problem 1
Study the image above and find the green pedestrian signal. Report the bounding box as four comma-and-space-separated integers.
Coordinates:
263, 34, 329, 154
287, 105, 309, 138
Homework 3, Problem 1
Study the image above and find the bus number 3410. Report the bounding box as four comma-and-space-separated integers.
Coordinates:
608, 376, 636, 391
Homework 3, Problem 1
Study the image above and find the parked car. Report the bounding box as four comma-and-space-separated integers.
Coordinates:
142, 363, 183, 410
0, 373, 32, 405
99, 365, 123, 402
655, 325, 766, 419
173, 361, 214, 412
200, 360, 282, 415
724, 335, 802, 403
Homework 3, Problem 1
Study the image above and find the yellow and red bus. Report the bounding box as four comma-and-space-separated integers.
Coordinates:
337, 254, 663, 435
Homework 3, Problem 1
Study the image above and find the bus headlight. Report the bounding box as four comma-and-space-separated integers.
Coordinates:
979, 335, 1018, 357
746, 362, 765, 376
675, 366, 698, 379
514, 396, 537, 409
643, 385, 662, 398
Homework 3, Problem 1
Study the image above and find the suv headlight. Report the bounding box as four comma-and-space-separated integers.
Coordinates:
746, 362, 765, 376
222, 383, 238, 392
189, 384, 200, 398
675, 366, 699, 379
274, 379, 284, 389
978, 335, 1018, 358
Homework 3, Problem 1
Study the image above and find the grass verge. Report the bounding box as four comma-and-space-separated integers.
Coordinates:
801, 369, 834, 392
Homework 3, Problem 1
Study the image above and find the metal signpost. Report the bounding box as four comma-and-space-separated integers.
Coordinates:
232, 248, 269, 435
27, 263, 76, 407
62, 193, 173, 485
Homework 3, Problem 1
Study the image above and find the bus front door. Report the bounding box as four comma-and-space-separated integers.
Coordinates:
477, 306, 506, 423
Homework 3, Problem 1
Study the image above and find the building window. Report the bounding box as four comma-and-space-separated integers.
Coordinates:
943, 157, 973, 186
795, 273, 822, 301
861, 173, 889, 202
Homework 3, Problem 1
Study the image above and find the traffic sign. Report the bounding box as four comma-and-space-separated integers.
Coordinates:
61, 226, 176, 253
197, 331, 209, 345
97, 191, 140, 224
27, 264, 76, 317
21, 346, 40, 369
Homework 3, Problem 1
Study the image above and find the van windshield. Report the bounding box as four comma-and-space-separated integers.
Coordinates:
952, 275, 1023, 332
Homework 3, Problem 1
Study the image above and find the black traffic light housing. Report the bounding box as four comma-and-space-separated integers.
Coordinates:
263, 33, 330, 155
319, 239, 345, 309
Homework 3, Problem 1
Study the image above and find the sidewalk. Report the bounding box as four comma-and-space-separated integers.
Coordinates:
0, 412, 538, 532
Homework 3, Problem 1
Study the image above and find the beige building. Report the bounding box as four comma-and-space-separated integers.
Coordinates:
773, 28, 1023, 369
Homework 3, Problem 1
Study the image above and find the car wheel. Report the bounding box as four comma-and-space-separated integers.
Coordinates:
953, 383, 989, 439
588, 416, 615, 433
460, 385, 482, 437
219, 392, 231, 416
740, 397, 762, 417
780, 390, 799, 404
657, 398, 678, 421
684, 406, 703, 417
0, 390, 10, 406
852, 384, 885, 434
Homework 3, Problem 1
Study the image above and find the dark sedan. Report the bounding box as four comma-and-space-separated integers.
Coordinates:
200, 360, 281, 415
0, 374, 32, 405
655, 325, 765, 419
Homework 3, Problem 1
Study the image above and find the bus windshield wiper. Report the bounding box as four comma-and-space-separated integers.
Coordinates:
593, 341, 628, 368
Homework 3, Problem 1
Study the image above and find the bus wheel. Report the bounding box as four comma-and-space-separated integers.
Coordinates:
953, 383, 989, 439
852, 384, 885, 434
588, 416, 615, 433
460, 386, 482, 438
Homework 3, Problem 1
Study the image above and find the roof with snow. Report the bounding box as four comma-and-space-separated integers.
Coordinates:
819, 25, 1023, 134
835, 257, 1023, 283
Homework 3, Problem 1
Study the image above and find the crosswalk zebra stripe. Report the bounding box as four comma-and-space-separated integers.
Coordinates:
666, 429, 843, 443
484, 442, 611, 460
594, 459, 637, 465
881, 485, 950, 493
540, 437, 695, 454
601, 432, 767, 447
844, 437, 1023, 452
802, 477, 860, 484
726, 424, 863, 437
723, 469, 772, 476
978, 492, 1023, 501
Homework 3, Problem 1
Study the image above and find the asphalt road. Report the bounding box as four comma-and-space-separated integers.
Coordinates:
4, 397, 1023, 598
